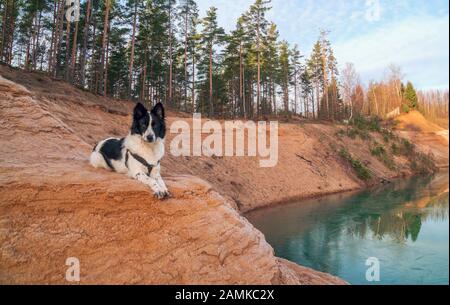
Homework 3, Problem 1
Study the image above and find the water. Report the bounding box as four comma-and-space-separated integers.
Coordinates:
247, 171, 449, 285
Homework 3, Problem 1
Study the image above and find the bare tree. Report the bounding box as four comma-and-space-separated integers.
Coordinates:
341, 62, 360, 120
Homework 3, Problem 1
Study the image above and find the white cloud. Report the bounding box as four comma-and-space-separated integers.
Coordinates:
195, 0, 449, 90
334, 14, 449, 89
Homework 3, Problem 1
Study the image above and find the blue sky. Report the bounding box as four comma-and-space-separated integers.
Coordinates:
196, 0, 449, 90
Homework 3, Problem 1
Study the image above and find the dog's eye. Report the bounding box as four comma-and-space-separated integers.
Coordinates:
151, 122, 156, 128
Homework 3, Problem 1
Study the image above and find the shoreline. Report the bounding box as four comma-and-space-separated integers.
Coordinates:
243, 168, 449, 214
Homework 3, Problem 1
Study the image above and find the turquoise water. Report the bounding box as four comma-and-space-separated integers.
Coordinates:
247, 172, 449, 285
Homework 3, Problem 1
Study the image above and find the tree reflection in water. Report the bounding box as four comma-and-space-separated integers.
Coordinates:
247, 171, 449, 284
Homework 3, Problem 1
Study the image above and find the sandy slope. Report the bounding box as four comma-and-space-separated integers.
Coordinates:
0, 70, 347, 284
0, 66, 427, 212
395, 111, 449, 168
1, 66, 447, 284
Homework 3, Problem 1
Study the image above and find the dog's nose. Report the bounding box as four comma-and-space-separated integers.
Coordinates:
146, 135, 154, 142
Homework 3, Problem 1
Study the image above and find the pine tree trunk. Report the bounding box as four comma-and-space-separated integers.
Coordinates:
192, 45, 196, 113
321, 54, 329, 119
25, 39, 30, 71
48, 0, 57, 73
294, 69, 298, 115
168, 2, 173, 105
64, 18, 71, 80
90, 16, 97, 92
80, 0, 91, 88
184, 6, 188, 111
70, 20, 79, 83
7, 0, 16, 64
1, 0, 14, 63
257, 47, 261, 117
209, 45, 213, 117
54, 0, 65, 77
272, 79, 276, 115
239, 43, 244, 117
141, 57, 147, 102
99, 0, 111, 95
30, 8, 39, 71
104, 22, 110, 96
0, 1, 7, 60
315, 82, 320, 119
243, 62, 246, 119
128, 0, 138, 98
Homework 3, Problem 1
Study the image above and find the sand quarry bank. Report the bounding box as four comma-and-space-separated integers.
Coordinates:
0, 66, 448, 284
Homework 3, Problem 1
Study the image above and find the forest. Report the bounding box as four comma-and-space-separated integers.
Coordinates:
0, 0, 448, 124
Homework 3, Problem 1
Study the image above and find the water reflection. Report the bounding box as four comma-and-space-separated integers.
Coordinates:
247, 171, 449, 285
346, 174, 449, 243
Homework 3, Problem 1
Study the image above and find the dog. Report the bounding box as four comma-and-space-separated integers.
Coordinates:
90, 102, 170, 199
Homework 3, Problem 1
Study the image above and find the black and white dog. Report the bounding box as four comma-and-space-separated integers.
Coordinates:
90, 102, 170, 199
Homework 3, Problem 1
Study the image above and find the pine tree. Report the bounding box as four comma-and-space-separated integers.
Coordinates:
199, 6, 225, 117
300, 68, 313, 118
190, 25, 201, 113
308, 41, 323, 119
166, 0, 176, 106
247, 0, 271, 118
279, 40, 291, 116
290, 44, 303, 115
107, 25, 129, 98
178, 0, 198, 111
1, 0, 20, 64
98, 0, 112, 95
127, 0, 140, 98
79, 0, 92, 88
263, 22, 279, 115
2, 0, 362, 122
405, 81, 418, 109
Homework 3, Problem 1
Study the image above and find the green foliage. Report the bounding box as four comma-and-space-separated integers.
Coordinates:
402, 103, 410, 114
371, 143, 396, 170
351, 115, 381, 132
410, 152, 437, 174
339, 148, 372, 181
392, 138, 415, 157
391, 143, 400, 155
404, 81, 418, 109
381, 128, 396, 143
391, 138, 437, 174
370, 144, 386, 157
344, 127, 371, 141
335, 129, 346, 138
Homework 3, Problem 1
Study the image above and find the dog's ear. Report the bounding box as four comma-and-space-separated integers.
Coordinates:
151, 102, 165, 119
133, 103, 148, 119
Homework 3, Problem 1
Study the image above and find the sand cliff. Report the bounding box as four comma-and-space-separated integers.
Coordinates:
1, 65, 446, 284
0, 68, 346, 284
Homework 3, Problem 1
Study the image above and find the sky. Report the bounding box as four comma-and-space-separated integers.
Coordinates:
196, 0, 449, 90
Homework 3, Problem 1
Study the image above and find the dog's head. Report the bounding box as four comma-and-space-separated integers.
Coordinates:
131, 102, 166, 143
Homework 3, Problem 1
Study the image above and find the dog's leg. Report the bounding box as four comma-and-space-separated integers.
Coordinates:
134, 172, 168, 199
127, 158, 166, 199
150, 165, 170, 198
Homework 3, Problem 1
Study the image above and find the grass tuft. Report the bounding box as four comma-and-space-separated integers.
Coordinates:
339, 148, 372, 181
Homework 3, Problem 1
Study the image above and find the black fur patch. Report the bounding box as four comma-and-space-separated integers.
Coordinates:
100, 138, 124, 162
151, 103, 166, 140
150, 113, 166, 140
131, 103, 150, 136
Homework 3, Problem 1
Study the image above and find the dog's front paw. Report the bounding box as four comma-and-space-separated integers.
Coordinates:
164, 190, 172, 198
154, 190, 171, 200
